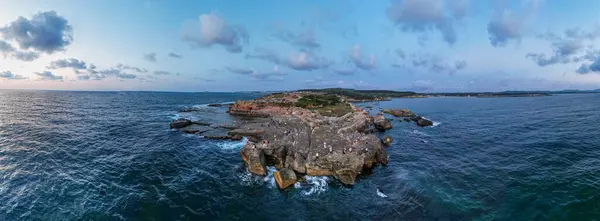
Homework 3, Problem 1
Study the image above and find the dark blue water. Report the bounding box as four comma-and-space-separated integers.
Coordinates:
1, 91, 599, 220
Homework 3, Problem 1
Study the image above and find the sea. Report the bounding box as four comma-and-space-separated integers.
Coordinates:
0, 90, 599, 221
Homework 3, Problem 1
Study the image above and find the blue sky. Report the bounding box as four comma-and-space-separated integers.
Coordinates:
2, 0, 600, 92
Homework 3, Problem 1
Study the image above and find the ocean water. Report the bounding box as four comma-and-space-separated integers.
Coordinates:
1, 91, 599, 220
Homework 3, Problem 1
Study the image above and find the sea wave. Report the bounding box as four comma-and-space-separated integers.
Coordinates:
376, 189, 388, 198
295, 176, 330, 196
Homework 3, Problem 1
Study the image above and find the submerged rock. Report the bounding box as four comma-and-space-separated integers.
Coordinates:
381, 135, 393, 147
181, 125, 212, 134
170, 118, 193, 129
200, 128, 231, 139
383, 108, 415, 117
274, 168, 297, 189
207, 103, 223, 107
373, 114, 392, 131
416, 118, 433, 127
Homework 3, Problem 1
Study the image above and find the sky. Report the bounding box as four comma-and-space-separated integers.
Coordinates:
2, 0, 600, 92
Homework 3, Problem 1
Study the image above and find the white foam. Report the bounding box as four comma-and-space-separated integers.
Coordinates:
169, 114, 181, 120
376, 189, 388, 198
410, 130, 430, 137
432, 121, 441, 127
295, 176, 330, 195
263, 166, 277, 188
237, 166, 276, 187
216, 137, 248, 150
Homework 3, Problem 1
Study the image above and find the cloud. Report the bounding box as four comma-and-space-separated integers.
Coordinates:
250, 65, 286, 81
0, 11, 72, 54
34, 71, 63, 81
273, 26, 320, 49
153, 70, 172, 75
143, 53, 157, 62
12, 50, 40, 61
0, 71, 26, 80
409, 80, 434, 91
386, 0, 466, 45
0, 40, 41, 61
410, 53, 467, 75
350, 45, 376, 70
245, 47, 331, 71
48, 58, 87, 70
168, 52, 182, 58
80, 68, 137, 80
116, 63, 148, 73
245, 47, 284, 64
0, 40, 15, 53
528, 26, 600, 67
487, 0, 538, 47
181, 12, 249, 53
576, 57, 600, 74
287, 51, 332, 71
455, 60, 467, 70
395, 48, 406, 60
226, 66, 254, 75
332, 66, 356, 76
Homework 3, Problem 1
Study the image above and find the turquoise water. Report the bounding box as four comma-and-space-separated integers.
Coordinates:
0, 91, 599, 220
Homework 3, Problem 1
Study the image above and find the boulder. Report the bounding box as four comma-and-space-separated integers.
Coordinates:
381, 135, 393, 147
181, 125, 212, 134
170, 118, 192, 129
417, 118, 433, 127
383, 109, 415, 117
240, 144, 267, 175
274, 168, 297, 189
373, 114, 392, 131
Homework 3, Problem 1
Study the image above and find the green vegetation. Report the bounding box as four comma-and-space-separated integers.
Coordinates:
296, 94, 341, 108
298, 88, 416, 100
294, 94, 353, 117
315, 103, 354, 117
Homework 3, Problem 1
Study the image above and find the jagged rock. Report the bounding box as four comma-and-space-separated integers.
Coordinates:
181, 125, 212, 134
417, 118, 433, 127
192, 121, 212, 126
383, 109, 415, 117
174, 92, 392, 186
274, 168, 297, 189
200, 128, 230, 139
410, 116, 423, 122
170, 118, 192, 129
179, 107, 197, 112
373, 114, 392, 131
381, 135, 393, 147
228, 129, 266, 140
241, 144, 267, 175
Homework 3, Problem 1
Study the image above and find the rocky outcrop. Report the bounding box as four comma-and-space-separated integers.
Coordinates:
373, 114, 392, 131
381, 135, 393, 147
170, 118, 193, 129
274, 168, 297, 189
181, 125, 212, 134
241, 144, 267, 175
383, 109, 415, 117
232, 111, 388, 185
416, 118, 433, 127
172, 92, 394, 186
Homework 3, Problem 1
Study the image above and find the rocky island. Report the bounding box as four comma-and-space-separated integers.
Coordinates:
170, 90, 434, 188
